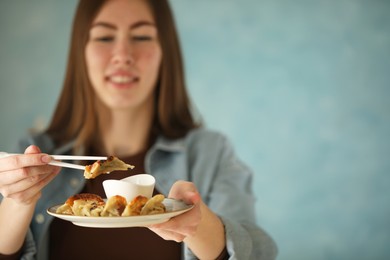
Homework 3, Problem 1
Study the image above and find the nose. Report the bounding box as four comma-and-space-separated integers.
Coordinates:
112, 40, 134, 65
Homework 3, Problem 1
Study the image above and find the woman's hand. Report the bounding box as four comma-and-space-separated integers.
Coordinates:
148, 181, 202, 242
0, 145, 60, 205
148, 181, 226, 259
0, 145, 60, 254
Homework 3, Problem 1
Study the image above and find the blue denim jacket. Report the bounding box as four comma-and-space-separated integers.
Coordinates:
7, 128, 277, 260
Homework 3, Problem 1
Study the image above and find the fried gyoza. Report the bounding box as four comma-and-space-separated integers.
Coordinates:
140, 194, 166, 215
101, 195, 127, 217
56, 193, 105, 216
122, 195, 149, 216
55, 194, 167, 217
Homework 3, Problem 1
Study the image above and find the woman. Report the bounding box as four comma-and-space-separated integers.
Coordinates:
0, 0, 277, 259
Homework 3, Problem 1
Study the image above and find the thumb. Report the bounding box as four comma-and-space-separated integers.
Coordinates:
186, 191, 201, 205
24, 145, 42, 155
168, 181, 202, 205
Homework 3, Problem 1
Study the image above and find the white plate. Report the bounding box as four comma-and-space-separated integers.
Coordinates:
47, 198, 193, 228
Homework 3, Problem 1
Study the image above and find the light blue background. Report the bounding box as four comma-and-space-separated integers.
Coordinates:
1, 1, 389, 259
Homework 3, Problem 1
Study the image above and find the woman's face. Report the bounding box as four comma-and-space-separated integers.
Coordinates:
85, 0, 162, 111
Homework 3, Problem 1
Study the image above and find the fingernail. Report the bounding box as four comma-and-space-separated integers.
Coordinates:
41, 155, 52, 163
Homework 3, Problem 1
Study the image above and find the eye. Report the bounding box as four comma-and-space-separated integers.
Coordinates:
95, 36, 114, 42
132, 35, 153, 42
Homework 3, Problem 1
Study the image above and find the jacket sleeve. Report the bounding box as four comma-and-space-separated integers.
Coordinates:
187, 132, 278, 260
20, 230, 37, 260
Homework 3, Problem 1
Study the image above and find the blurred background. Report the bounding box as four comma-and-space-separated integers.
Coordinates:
1, 0, 389, 259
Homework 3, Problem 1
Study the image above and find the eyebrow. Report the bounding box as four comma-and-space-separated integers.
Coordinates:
91, 21, 156, 30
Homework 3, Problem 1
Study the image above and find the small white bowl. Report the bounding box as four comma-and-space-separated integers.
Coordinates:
103, 174, 155, 202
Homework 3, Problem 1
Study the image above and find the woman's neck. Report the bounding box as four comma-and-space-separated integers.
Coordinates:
97, 106, 154, 157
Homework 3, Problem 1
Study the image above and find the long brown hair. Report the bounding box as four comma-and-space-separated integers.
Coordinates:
46, 0, 200, 153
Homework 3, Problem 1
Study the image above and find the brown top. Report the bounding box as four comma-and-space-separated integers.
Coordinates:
48, 150, 182, 260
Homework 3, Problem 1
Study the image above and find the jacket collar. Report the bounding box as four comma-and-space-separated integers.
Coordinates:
152, 135, 186, 153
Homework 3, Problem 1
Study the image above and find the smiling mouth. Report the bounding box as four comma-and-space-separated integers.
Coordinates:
109, 75, 139, 84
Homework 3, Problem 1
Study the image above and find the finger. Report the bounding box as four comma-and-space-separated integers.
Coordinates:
148, 227, 186, 242
168, 181, 196, 197
1, 168, 56, 197
0, 153, 52, 172
0, 163, 58, 187
24, 145, 41, 154
185, 191, 201, 205
150, 224, 197, 239
170, 190, 201, 206
168, 181, 202, 205
151, 215, 198, 235
23, 192, 42, 205
149, 206, 201, 237
0, 166, 56, 196
5, 170, 58, 204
